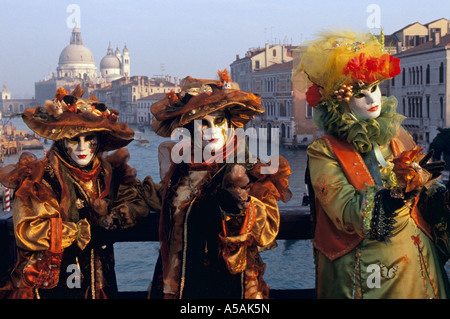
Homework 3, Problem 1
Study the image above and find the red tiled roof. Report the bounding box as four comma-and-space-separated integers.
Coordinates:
255, 60, 293, 73
397, 34, 450, 55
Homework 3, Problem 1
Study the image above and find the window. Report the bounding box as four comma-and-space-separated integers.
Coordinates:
440, 97, 444, 119
426, 64, 430, 84
402, 68, 406, 86
418, 97, 422, 117
439, 62, 444, 83
426, 96, 430, 117
273, 49, 276, 57
416, 67, 419, 85
306, 104, 313, 118
420, 66, 423, 84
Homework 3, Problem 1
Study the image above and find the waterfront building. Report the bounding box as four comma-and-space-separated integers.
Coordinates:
230, 43, 316, 147
35, 26, 180, 125
382, 18, 450, 149
0, 85, 36, 115
34, 27, 129, 106
99, 75, 179, 125
136, 93, 167, 126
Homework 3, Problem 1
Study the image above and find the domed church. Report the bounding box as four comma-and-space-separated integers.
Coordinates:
100, 42, 130, 82
35, 27, 130, 105
57, 27, 98, 80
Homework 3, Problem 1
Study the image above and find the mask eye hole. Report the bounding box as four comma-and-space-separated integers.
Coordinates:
214, 117, 226, 126
68, 136, 80, 144
84, 134, 96, 142
201, 119, 209, 129
354, 92, 365, 99
370, 85, 378, 93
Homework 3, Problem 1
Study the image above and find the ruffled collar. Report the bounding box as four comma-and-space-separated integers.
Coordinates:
315, 96, 405, 153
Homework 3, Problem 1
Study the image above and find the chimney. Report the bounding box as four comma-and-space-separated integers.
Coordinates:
236, 54, 240, 61
432, 31, 441, 46
397, 41, 403, 54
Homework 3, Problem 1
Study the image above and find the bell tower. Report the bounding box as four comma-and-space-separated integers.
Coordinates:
121, 45, 130, 77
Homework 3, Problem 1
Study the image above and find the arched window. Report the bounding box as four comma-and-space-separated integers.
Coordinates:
420, 66, 423, 84
426, 64, 430, 84
439, 62, 444, 83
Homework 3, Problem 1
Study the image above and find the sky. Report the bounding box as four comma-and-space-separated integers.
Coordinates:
0, 0, 448, 98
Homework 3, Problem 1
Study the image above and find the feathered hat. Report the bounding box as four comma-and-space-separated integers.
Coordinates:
151, 69, 264, 137
22, 85, 134, 152
296, 29, 401, 108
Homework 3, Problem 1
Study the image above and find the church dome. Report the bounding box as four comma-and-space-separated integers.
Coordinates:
59, 44, 95, 65
58, 27, 95, 66
100, 54, 121, 69
100, 44, 121, 69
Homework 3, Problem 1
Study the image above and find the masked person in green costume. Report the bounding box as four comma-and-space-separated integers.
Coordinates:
297, 30, 450, 298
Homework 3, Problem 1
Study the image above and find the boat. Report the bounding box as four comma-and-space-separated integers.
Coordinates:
135, 136, 150, 147
18, 138, 43, 150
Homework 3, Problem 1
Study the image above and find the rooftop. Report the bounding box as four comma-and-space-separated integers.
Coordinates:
397, 33, 450, 55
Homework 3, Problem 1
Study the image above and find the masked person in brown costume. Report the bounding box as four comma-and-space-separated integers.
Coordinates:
142, 70, 292, 299
0, 86, 147, 299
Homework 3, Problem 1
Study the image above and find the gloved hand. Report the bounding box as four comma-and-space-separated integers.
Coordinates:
91, 198, 116, 230
104, 148, 137, 185
419, 150, 446, 180
222, 165, 251, 212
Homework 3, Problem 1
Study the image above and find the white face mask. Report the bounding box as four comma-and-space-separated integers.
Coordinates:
348, 84, 382, 120
200, 111, 229, 151
64, 132, 98, 167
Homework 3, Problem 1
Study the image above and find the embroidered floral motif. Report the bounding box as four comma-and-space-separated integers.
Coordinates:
361, 186, 398, 242
361, 184, 381, 237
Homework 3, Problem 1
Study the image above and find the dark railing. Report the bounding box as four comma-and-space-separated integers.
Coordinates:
0, 206, 316, 299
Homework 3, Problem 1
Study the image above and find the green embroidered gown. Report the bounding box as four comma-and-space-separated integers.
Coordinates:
308, 97, 450, 299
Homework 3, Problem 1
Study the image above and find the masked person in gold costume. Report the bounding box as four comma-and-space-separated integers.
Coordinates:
298, 30, 450, 298
0, 86, 147, 299
141, 70, 292, 299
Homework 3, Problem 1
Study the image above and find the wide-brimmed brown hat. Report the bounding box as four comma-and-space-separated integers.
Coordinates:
22, 85, 134, 152
151, 69, 264, 137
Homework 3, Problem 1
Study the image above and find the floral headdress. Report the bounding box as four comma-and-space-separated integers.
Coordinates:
22, 85, 134, 152
151, 69, 264, 137
296, 29, 404, 153
297, 30, 400, 108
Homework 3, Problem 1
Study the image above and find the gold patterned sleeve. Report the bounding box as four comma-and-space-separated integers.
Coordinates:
219, 194, 280, 274
221, 195, 280, 247
12, 195, 90, 251
307, 139, 367, 236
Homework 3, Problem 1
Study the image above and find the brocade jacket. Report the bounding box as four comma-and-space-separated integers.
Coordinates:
145, 142, 292, 299
0, 148, 148, 299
